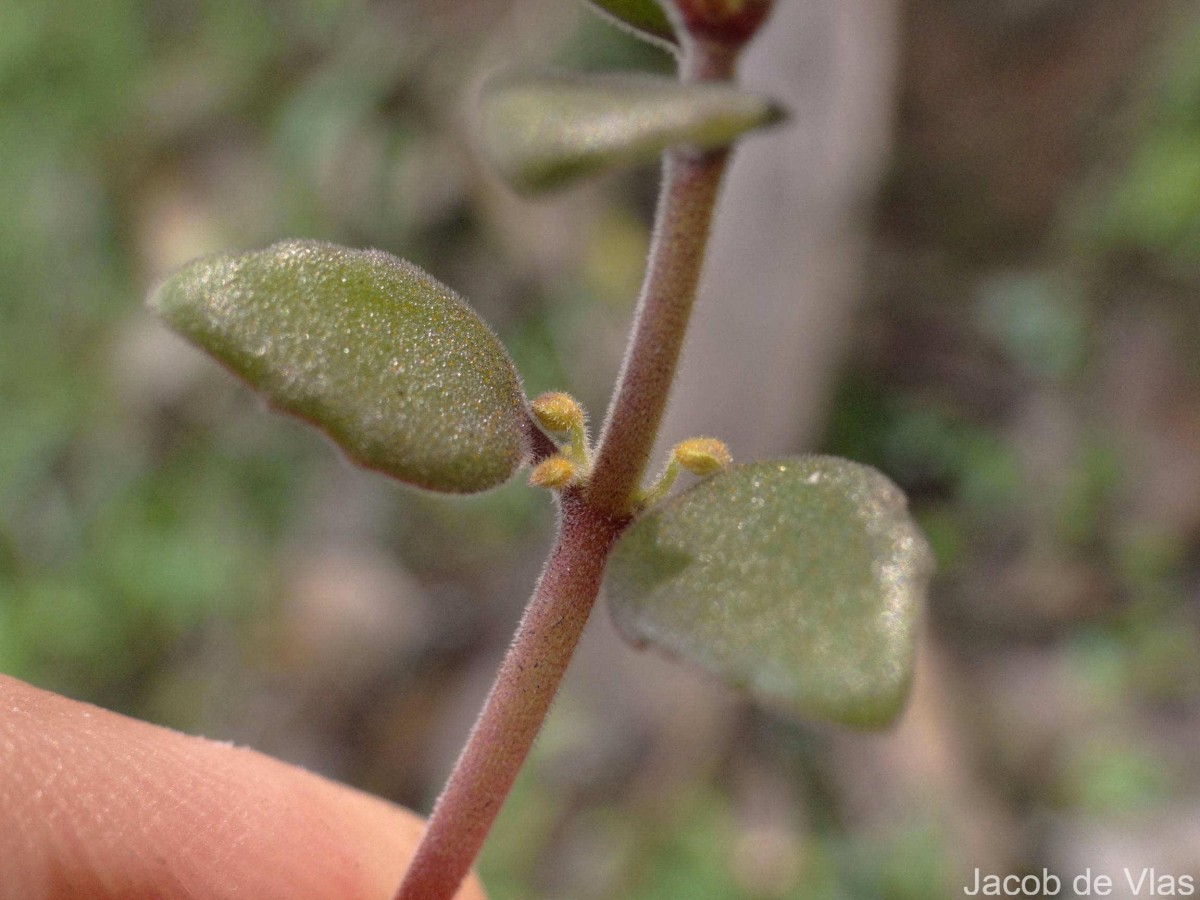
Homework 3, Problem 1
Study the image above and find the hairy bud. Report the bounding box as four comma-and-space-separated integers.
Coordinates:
529, 455, 579, 489
673, 437, 732, 476
530, 392, 585, 434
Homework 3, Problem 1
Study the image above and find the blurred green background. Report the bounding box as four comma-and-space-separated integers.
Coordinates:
2, 1, 1198, 897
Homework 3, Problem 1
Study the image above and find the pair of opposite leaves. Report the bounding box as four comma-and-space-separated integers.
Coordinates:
150, 40, 930, 727
151, 240, 932, 729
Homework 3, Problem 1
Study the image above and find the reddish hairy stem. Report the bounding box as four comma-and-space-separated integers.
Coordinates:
394, 36, 745, 900
587, 39, 738, 515
393, 493, 627, 900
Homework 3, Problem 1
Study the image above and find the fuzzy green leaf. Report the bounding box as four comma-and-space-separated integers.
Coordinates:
148, 240, 528, 493
605, 457, 933, 727
478, 71, 783, 194
582, 0, 676, 49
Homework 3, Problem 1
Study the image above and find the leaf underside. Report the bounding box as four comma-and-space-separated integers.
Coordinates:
148, 240, 528, 493
478, 71, 783, 194
605, 457, 934, 728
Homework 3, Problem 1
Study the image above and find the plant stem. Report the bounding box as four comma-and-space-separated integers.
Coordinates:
393, 492, 627, 900
395, 36, 743, 900
587, 38, 738, 515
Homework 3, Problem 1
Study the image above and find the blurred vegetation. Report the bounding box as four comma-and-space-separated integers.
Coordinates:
2, 1, 1198, 897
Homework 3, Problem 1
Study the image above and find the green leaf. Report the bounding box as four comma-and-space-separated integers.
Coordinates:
478, 71, 783, 194
582, 0, 676, 49
605, 457, 933, 727
148, 240, 529, 493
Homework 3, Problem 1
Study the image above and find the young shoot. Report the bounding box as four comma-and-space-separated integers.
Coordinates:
146, 1, 933, 897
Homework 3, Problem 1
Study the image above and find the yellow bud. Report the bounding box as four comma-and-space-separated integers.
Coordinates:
528, 455, 578, 489
530, 392, 584, 434
673, 437, 732, 476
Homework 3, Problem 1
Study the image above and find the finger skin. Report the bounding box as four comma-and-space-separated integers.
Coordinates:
0, 675, 486, 900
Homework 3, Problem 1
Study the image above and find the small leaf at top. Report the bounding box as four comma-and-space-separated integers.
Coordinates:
582, 0, 677, 49
148, 240, 529, 493
605, 457, 933, 728
477, 71, 784, 194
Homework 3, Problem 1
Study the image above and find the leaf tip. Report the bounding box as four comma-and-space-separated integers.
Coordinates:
582, 0, 678, 50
